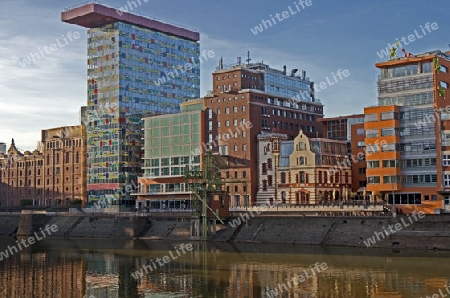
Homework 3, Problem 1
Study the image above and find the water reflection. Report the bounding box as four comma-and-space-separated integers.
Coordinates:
0, 237, 448, 297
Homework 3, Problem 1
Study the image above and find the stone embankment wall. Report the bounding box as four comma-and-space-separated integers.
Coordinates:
2, 212, 450, 250
214, 215, 450, 250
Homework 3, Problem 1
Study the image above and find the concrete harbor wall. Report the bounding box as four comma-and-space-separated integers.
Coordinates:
2, 212, 450, 250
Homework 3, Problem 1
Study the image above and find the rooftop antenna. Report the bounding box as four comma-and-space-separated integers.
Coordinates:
219, 56, 223, 70
246, 51, 251, 64
237, 57, 241, 65
283, 65, 286, 75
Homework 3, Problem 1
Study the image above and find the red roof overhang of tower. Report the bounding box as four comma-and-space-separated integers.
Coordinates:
62, 3, 199, 41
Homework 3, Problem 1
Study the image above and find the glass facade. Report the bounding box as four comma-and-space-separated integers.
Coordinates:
143, 111, 202, 181
85, 22, 200, 202
264, 73, 312, 101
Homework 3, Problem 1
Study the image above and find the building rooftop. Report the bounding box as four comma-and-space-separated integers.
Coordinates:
62, 3, 199, 41
376, 50, 450, 68
215, 62, 310, 82
318, 114, 365, 122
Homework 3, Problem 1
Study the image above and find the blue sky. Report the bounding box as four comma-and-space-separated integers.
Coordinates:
0, 0, 449, 150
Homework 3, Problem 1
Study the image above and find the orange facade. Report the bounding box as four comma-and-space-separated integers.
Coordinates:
364, 51, 450, 214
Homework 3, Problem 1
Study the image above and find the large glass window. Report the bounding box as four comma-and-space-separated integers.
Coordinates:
381, 128, 398, 136
381, 112, 398, 120
365, 114, 378, 122
367, 161, 380, 168
383, 160, 399, 168
367, 176, 380, 184
388, 193, 421, 205
366, 129, 379, 138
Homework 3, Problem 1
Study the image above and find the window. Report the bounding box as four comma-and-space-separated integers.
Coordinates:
444, 174, 450, 187
356, 128, 365, 136
381, 128, 397, 136
365, 114, 378, 122
358, 168, 366, 174
444, 155, 450, 166
234, 119, 238, 126
242, 106, 246, 112
242, 131, 246, 138
225, 120, 229, 127
208, 121, 213, 131
383, 175, 399, 183
267, 175, 273, 186
267, 158, 273, 170
208, 109, 213, 119
383, 160, 399, 168
366, 129, 378, 138
262, 163, 267, 174
357, 142, 365, 147
281, 172, 286, 183
366, 144, 380, 154
225, 108, 229, 114
233, 106, 237, 113
219, 145, 228, 155
242, 144, 247, 151
381, 112, 397, 120
441, 81, 449, 89
217, 109, 220, 115
382, 143, 397, 152
234, 145, 238, 152
367, 176, 380, 184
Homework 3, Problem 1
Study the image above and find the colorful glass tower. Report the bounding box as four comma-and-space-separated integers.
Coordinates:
62, 3, 200, 205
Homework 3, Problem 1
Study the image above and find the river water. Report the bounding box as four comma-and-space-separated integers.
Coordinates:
0, 236, 448, 297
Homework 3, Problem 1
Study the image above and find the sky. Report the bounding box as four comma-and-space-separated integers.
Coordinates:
0, 0, 449, 150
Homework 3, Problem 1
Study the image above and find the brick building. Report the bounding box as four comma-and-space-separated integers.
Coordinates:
204, 60, 324, 206
319, 114, 367, 195
0, 126, 86, 207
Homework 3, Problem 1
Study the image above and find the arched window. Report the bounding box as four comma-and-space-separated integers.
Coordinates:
65, 152, 70, 163
47, 154, 50, 165
76, 152, 79, 163
324, 172, 328, 184
56, 153, 60, 164
318, 171, 322, 183
335, 172, 339, 184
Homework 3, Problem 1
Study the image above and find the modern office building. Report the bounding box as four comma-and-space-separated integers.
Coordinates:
0, 126, 86, 207
319, 114, 367, 194
62, 3, 200, 205
256, 130, 351, 205
133, 98, 206, 209
205, 60, 324, 206
364, 50, 450, 214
